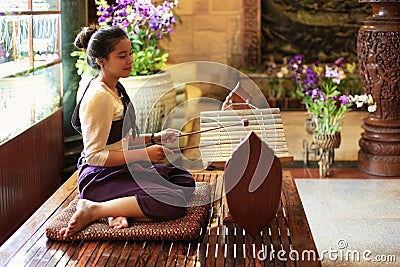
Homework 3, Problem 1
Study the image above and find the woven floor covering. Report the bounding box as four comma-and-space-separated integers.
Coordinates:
46, 183, 210, 241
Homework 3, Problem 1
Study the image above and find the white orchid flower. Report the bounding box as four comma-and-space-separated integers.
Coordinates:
368, 104, 377, 113
280, 66, 289, 75
367, 94, 374, 105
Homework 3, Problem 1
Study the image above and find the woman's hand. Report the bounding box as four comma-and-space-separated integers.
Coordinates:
155, 128, 180, 144
146, 144, 173, 163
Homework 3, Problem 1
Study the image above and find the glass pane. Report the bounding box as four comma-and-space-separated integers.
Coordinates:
34, 64, 62, 120
33, 0, 60, 12
33, 14, 60, 63
0, 1, 59, 12
0, 15, 32, 77
0, 64, 61, 144
0, 1, 29, 12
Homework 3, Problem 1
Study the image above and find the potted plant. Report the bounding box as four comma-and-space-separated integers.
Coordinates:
289, 55, 376, 176
74, 0, 180, 133
96, 0, 179, 76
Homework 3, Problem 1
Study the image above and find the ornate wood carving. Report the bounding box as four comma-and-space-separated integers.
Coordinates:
357, 0, 400, 176
242, 0, 261, 70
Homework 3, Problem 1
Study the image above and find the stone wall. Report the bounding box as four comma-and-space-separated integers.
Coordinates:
88, 0, 371, 73
161, 0, 243, 68
261, 0, 371, 65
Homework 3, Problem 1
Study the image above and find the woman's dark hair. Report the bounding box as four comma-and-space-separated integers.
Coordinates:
74, 24, 129, 70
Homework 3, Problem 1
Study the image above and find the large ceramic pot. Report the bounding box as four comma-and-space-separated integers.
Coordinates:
120, 71, 176, 133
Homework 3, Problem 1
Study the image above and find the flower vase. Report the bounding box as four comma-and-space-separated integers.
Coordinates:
313, 132, 341, 149
313, 132, 341, 177
121, 71, 176, 133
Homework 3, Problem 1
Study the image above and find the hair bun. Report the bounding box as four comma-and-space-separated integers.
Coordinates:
74, 24, 100, 50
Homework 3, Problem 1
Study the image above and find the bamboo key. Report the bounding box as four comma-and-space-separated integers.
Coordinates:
171, 141, 235, 152
178, 119, 249, 137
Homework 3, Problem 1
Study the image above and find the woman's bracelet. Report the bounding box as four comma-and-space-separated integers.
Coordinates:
150, 133, 156, 145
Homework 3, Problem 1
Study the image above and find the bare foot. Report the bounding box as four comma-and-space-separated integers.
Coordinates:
59, 199, 95, 238
108, 216, 129, 229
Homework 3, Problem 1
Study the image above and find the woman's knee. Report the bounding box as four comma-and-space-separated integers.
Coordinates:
138, 194, 188, 221
158, 204, 187, 220
171, 175, 196, 188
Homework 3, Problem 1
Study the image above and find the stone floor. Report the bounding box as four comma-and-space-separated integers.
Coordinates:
295, 179, 400, 266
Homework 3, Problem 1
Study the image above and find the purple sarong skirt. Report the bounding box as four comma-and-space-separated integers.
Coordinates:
77, 162, 195, 221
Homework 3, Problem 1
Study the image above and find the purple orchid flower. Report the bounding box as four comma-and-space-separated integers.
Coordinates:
334, 57, 346, 67
311, 89, 325, 102
339, 95, 350, 105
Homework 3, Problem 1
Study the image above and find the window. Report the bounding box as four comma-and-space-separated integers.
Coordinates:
0, 0, 62, 144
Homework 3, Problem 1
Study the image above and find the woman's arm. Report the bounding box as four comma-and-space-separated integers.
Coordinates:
80, 91, 114, 166
104, 129, 180, 166
129, 128, 181, 146
104, 145, 173, 166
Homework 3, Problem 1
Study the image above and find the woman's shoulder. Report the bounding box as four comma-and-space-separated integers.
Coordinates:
84, 79, 111, 96
81, 80, 114, 106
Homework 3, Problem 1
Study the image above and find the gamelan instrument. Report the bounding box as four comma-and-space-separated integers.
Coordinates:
198, 82, 293, 237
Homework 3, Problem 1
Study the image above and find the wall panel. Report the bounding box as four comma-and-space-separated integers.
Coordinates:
0, 108, 63, 245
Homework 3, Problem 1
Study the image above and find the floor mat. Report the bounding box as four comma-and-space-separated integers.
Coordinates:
46, 183, 210, 241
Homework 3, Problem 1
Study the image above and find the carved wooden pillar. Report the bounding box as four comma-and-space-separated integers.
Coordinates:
242, 0, 261, 70
357, 1, 400, 176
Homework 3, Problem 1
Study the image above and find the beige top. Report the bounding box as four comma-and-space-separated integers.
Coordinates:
78, 79, 129, 166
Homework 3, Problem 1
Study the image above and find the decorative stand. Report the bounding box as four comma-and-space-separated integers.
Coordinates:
313, 132, 341, 177
357, 0, 400, 176
303, 116, 336, 167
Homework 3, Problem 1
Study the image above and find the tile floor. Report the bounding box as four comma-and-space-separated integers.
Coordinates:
295, 179, 400, 266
